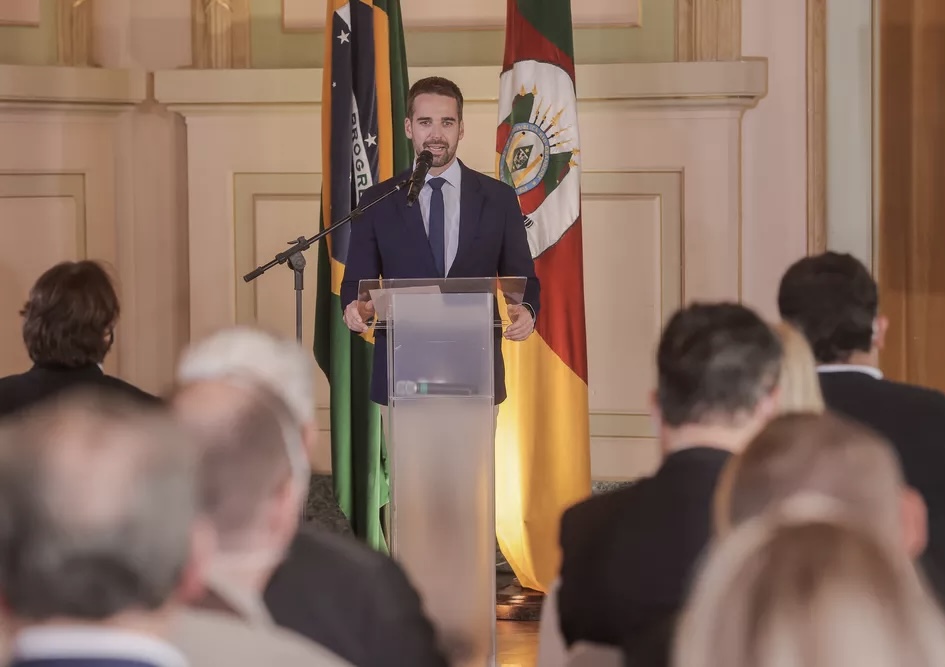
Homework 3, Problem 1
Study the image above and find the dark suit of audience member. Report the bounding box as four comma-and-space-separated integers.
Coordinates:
559, 447, 730, 666
0, 260, 155, 420
819, 369, 945, 601
265, 523, 448, 667
556, 303, 783, 666
779, 251, 945, 606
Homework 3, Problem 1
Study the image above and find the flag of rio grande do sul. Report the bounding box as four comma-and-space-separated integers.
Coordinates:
494, 0, 591, 593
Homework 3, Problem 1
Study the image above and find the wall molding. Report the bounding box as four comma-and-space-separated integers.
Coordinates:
57, 0, 95, 67
807, 0, 827, 253
155, 61, 767, 110
676, 0, 741, 61
192, 0, 251, 69
232, 172, 322, 324
0, 64, 147, 107
0, 173, 87, 258
282, 0, 642, 31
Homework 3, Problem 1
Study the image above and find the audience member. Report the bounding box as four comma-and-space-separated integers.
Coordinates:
0, 389, 201, 667
170, 377, 308, 623
674, 507, 945, 667
713, 412, 927, 559
554, 302, 782, 666
772, 321, 824, 414
175, 327, 447, 667
0, 260, 155, 418
778, 251, 945, 601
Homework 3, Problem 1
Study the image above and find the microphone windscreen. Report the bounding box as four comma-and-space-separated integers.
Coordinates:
416, 150, 434, 167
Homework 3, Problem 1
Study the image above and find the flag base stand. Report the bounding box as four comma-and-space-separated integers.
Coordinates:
496, 574, 543, 621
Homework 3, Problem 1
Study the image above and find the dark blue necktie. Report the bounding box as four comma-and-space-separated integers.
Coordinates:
427, 177, 446, 277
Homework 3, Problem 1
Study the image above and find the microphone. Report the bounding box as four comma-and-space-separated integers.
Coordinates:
405, 150, 434, 207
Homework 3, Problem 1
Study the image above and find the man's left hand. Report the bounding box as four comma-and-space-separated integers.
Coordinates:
504, 304, 535, 341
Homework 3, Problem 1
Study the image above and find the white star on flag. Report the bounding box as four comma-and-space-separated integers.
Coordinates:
337, 30, 350, 44
366, 134, 377, 147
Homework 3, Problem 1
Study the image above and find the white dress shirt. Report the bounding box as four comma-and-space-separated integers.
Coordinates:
817, 364, 884, 380
13, 625, 188, 667
417, 158, 462, 275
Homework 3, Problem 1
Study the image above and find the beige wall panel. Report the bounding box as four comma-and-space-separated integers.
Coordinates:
182, 112, 321, 342
115, 109, 191, 395
283, 0, 641, 31
591, 438, 660, 481
92, 0, 192, 70
0, 0, 59, 68
249, 195, 332, 472
740, 0, 808, 319
0, 0, 39, 25
584, 194, 660, 414
0, 115, 122, 378
0, 196, 77, 376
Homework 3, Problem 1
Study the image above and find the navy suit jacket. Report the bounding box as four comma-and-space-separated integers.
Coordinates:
340, 160, 540, 405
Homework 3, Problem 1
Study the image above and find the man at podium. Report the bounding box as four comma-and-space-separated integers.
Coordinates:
340, 76, 541, 405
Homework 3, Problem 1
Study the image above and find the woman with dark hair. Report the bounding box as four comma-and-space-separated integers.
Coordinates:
0, 260, 156, 418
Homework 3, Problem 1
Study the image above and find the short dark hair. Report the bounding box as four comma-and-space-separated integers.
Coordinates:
20, 260, 120, 368
657, 303, 782, 427
407, 76, 464, 121
777, 252, 877, 364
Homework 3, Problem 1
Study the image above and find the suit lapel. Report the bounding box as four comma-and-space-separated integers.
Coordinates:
451, 161, 484, 276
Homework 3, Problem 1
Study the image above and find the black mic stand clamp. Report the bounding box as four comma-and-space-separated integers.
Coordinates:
242, 176, 411, 344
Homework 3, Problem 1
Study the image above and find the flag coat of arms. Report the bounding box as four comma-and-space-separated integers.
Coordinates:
495, 0, 592, 592
314, 0, 410, 552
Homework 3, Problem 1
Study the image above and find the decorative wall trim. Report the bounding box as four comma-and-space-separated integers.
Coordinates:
155, 61, 767, 109
57, 0, 95, 67
583, 170, 684, 318
232, 172, 322, 324
282, 0, 642, 31
0, 173, 88, 258
676, 0, 741, 61
806, 0, 827, 253
192, 0, 251, 69
0, 0, 40, 26
0, 64, 147, 106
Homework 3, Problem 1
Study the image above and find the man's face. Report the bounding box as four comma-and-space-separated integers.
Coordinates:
405, 93, 464, 170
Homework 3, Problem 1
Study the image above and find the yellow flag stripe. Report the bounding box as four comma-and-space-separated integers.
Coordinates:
495, 331, 592, 591
372, 4, 394, 181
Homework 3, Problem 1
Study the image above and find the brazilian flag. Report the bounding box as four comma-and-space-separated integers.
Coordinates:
314, 0, 410, 552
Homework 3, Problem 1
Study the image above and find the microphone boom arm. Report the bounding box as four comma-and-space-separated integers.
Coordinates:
243, 176, 410, 283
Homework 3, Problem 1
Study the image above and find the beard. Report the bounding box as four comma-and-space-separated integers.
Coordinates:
424, 142, 455, 167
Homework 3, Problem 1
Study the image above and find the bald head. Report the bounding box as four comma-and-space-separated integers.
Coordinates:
0, 388, 197, 621
171, 378, 307, 552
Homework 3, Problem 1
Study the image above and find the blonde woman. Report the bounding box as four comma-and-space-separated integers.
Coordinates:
674, 506, 945, 667
773, 320, 824, 414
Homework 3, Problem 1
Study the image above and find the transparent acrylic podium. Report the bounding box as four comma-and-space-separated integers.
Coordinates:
357, 277, 527, 667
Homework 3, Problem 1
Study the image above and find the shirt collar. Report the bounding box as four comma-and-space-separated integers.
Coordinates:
424, 157, 461, 189
13, 625, 188, 667
817, 364, 884, 380
203, 568, 274, 626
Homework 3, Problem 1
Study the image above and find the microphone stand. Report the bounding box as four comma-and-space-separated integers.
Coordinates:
242, 177, 411, 344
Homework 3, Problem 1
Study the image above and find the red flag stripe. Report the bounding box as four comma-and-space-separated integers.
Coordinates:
502, 2, 576, 81
533, 217, 588, 383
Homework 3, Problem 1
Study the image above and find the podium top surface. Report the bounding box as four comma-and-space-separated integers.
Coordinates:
357, 276, 527, 305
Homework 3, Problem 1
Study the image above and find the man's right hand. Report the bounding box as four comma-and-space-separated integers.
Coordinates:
344, 299, 374, 333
